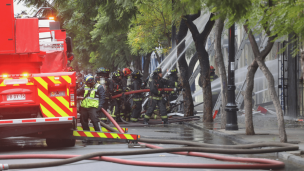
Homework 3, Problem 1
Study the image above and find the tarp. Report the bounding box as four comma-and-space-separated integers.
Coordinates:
40, 51, 67, 73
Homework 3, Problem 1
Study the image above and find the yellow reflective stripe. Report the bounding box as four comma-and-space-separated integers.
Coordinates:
111, 133, 121, 139
112, 106, 115, 116
48, 76, 61, 84
73, 131, 81, 136
34, 77, 48, 90
84, 131, 94, 137
40, 104, 55, 117
26, 82, 34, 85
56, 96, 73, 112
67, 88, 69, 96
38, 88, 69, 117
124, 134, 134, 140
77, 126, 83, 131
97, 132, 108, 138
62, 76, 71, 83
13, 84, 19, 86
76, 127, 96, 131
76, 127, 124, 132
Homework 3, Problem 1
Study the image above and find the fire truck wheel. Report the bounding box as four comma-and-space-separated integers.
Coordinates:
46, 138, 75, 148
46, 138, 60, 148
62, 139, 76, 147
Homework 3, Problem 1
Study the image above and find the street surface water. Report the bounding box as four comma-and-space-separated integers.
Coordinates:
0, 124, 302, 171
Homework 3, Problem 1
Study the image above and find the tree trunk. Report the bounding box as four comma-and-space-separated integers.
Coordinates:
301, 50, 304, 80
176, 19, 194, 117
244, 23, 287, 142
214, 18, 227, 129
185, 13, 215, 122
256, 58, 287, 142
133, 56, 142, 70
178, 40, 194, 116
244, 60, 258, 135
143, 52, 151, 80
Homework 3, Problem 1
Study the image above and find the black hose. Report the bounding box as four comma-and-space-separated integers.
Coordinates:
99, 121, 118, 132
8, 145, 297, 169
139, 138, 298, 150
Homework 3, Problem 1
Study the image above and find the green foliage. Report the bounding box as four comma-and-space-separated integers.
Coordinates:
127, 0, 173, 55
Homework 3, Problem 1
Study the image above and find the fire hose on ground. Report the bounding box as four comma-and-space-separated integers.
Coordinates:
0, 108, 298, 170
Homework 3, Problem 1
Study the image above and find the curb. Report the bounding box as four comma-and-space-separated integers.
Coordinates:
185, 121, 304, 168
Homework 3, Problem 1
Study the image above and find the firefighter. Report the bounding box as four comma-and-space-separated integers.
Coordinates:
210, 66, 218, 82
167, 68, 179, 101
144, 68, 179, 125
198, 65, 219, 87
110, 70, 123, 122
120, 68, 132, 121
77, 75, 105, 132
130, 70, 144, 122
96, 67, 112, 122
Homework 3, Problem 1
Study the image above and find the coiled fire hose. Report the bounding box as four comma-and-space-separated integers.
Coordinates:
0, 103, 297, 170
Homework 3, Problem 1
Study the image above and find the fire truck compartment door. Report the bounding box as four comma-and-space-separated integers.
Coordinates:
15, 18, 40, 53
0, 0, 15, 54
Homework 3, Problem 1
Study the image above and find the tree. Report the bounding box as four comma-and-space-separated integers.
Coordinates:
240, 0, 287, 142
184, 12, 215, 122
176, 14, 200, 117
257, 0, 304, 83
214, 18, 227, 128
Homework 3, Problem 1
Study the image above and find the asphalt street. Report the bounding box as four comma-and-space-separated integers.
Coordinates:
0, 124, 302, 171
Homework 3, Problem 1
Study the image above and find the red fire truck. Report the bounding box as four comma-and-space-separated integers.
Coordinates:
0, 0, 138, 147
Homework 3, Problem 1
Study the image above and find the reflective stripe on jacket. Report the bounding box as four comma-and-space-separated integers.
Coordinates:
81, 83, 101, 108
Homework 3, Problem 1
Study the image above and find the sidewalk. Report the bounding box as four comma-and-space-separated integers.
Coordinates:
187, 112, 304, 167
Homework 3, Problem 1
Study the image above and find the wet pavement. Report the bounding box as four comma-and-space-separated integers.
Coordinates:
0, 123, 302, 171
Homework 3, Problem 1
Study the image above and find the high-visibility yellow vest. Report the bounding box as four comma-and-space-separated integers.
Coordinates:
81, 83, 100, 108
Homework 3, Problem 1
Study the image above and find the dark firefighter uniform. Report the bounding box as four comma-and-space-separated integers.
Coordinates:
110, 70, 123, 122
167, 68, 179, 101
120, 68, 132, 121
77, 75, 105, 132
130, 70, 144, 122
96, 67, 112, 122
144, 68, 178, 125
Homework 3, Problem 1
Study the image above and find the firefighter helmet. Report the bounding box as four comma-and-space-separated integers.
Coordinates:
153, 68, 162, 74
96, 67, 110, 75
170, 68, 178, 75
210, 65, 214, 69
112, 70, 121, 79
84, 75, 94, 84
123, 68, 132, 76
131, 70, 142, 79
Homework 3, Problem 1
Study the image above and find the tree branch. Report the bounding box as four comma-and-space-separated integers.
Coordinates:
184, 17, 199, 41
243, 24, 261, 57
199, 13, 215, 46
189, 10, 201, 21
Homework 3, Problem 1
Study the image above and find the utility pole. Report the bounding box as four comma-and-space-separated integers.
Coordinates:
225, 24, 239, 130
